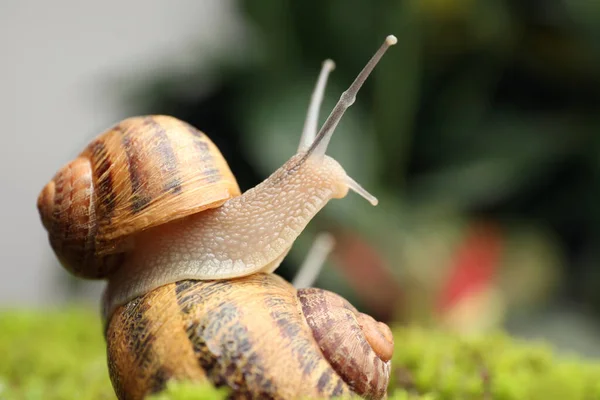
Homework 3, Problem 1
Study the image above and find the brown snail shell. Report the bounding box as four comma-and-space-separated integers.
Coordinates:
37, 115, 241, 278
105, 273, 393, 400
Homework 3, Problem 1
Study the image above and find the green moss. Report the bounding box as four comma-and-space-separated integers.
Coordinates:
1, 309, 600, 399
0, 307, 112, 400
390, 326, 600, 399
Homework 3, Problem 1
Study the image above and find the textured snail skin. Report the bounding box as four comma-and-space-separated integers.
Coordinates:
105, 273, 392, 400
102, 153, 352, 317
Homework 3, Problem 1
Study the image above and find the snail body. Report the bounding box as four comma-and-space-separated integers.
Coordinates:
38, 36, 398, 399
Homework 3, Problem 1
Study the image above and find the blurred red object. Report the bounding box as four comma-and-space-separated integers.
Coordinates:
435, 222, 505, 333
437, 222, 502, 313
331, 218, 561, 333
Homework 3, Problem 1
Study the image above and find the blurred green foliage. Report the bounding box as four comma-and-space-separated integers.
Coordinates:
2, 308, 600, 399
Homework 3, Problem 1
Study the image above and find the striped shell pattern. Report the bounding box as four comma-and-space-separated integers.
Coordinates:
37, 115, 241, 278
106, 273, 392, 400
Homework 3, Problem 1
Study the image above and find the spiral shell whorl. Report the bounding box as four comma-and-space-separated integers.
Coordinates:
37, 157, 123, 278
298, 288, 393, 399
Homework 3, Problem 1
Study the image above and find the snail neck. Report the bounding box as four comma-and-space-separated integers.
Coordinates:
103, 154, 348, 319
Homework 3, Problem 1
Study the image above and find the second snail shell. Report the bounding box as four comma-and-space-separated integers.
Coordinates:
106, 273, 393, 400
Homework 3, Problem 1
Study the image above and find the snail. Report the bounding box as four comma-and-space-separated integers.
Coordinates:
37, 35, 398, 399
